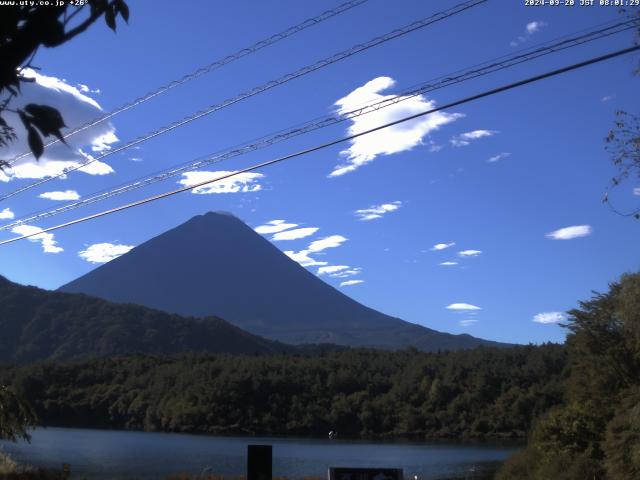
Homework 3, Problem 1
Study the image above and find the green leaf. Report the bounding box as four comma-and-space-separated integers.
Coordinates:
27, 125, 44, 160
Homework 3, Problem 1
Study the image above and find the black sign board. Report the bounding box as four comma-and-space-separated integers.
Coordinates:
247, 444, 272, 480
329, 467, 404, 480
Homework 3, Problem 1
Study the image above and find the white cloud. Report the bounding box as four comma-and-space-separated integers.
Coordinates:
38, 190, 80, 201
488, 152, 511, 163
129, 157, 143, 162
76, 83, 100, 94
307, 235, 348, 253
601, 95, 615, 103
439, 261, 458, 266
333, 268, 362, 278
533, 311, 566, 324
284, 250, 328, 267
317, 265, 362, 278
329, 77, 462, 177
272, 227, 319, 241
255, 219, 298, 234
78, 242, 134, 263
317, 265, 350, 276
11, 225, 62, 254
340, 279, 364, 287
178, 171, 263, 194
0, 69, 118, 182
458, 249, 482, 257
511, 21, 547, 46
450, 130, 498, 147
459, 319, 478, 327
284, 235, 348, 268
0, 208, 15, 220
77, 157, 114, 175
431, 242, 455, 251
633, 187, 640, 196
546, 225, 592, 240
354, 201, 402, 221
526, 21, 546, 34
446, 303, 481, 311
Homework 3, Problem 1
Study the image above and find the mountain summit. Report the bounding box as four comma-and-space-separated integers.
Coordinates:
60, 212, 507, 350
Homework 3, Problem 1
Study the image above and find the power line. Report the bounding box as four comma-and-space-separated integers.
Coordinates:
1, 16, 637, 231
2, 44, 638, 247
0, 0, 487, 202
3, 0, 370, 167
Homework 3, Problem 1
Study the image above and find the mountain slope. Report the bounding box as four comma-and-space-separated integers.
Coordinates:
0, 275, 291, 363
59, 212, 508, 351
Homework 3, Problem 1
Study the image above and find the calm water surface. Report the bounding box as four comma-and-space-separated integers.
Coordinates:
0, 428, 521, 480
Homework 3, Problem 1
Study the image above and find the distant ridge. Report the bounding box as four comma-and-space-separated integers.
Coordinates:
59, 212, 510, 351
0, 275, 292, 363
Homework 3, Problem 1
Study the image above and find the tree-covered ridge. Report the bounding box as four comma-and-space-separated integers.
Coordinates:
497, 272, 640, 479
0, 275, 292, 363
0, 345, 565, 439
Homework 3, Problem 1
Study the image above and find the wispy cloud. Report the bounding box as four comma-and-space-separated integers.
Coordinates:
488, 152, 511, 163
38, 190, 80, 201
459, 319, 478, 327
11, 225, 62, 254
333, 268, 362, 278
178, 171, 263, 194
0, 69, 117, 182
633, 187, 640, 196
78, 242, 134, 263
272, 227, 319, 241
76, 83, 100, 94
533, 311, 566, 324
307, 235, 348, 253
450, 130, 498, 147
0, 208, 15, 220
340, 279, 364, 287
458, 249, 482, 257
329, 77, 462, 177
601, 95, 615, 103
354, 201, 402, 221
526, 21, 546, 34
446, 303, 481, 311
439, 261, 458, 266
546, 225, 592, 240
510, 20, 547, 47
255, 220, 298, 234
431, 242, 455, 251
317, 265, 362, 278
284, 250, 328, 267
317, 265, 350, 276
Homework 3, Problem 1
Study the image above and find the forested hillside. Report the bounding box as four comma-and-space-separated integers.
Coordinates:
0, 345, 565, 439
497, 272, 640, 479
0, 275, 291, 362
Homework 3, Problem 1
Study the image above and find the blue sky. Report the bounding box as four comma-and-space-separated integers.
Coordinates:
0, 0, 638, 344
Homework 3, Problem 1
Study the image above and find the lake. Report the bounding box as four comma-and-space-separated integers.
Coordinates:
0, 428, 521, 480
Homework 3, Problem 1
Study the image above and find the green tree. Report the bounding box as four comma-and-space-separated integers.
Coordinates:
0, 385, 38, 442
497, 272, 640, 479
603, 9, 640, 218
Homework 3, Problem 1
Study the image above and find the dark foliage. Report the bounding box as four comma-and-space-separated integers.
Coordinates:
0, 385, 38, 442
0, 344, 565, 439
0, 0, 128, 167
497, 272, 640, 479
0, 275, 293, 363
